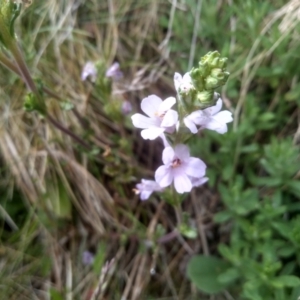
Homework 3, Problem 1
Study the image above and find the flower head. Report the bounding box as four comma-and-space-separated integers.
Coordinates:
105, 62, 123, 80
134, 179, 163, 200
131, 95, 178, 140
184, 98, 233, 134
82, 251, 94, 266
155, 144, 207, 194
81, 61, 97, 82
174, 72, 194, 95
121, 100, 132, 115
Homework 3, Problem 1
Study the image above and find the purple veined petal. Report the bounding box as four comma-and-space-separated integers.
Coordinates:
187, 110, 208, 126
173, 172, 192, 193
131, 114, 160, 129
214, 110, 233, 123
174, 144, 190, 161
155, 166, 173, 187
162, 147, 175, 165
183, 116, 198, 134
141, 95, 162, 117
141, 127, 165, 140
159, 97, 176, 113
185, 157, 207, 178
204, 98, 222, 115
161, 109, 178, 127
204, 119, 228, 134
174, 72, 183, 92
191, 176, 209, 187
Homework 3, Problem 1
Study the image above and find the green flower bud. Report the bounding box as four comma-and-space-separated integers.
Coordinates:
205, 68, 230, 89
195, 90, 215, 109
0, 1, 21, 47
205, 75, 219, 90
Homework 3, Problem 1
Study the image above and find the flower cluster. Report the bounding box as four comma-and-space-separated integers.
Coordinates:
132, 52, 233, 200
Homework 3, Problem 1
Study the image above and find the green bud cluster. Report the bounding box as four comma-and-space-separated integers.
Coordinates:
189, 51, 229, 109
0, 0, 21, 47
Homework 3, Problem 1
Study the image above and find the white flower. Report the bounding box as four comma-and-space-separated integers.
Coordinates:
174, 72, 194, 94
155, 144, 207, 194
131, 95, 178, 140
184, 98, 233, 134
135, 179, 163, 200
81, 61, 97, 82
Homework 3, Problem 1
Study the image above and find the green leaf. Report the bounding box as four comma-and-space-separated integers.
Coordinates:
187, 255, 229, 294
93, 242, 107, 274
271, 275, 300, 288
218, 267, 240, 285
214, 211, 232, 223
287, 181, 300, 198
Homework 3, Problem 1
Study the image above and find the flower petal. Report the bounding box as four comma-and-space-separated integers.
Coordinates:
214, 110, 233, 123
191, 176, 209, 187
203, 119, 228, 134
159, 97, 176, 113
141, 127, 165, 140
162, 147, 175, 165
140, 190, 153, 200
185, 157, 206, 178
187, 110, 209, 126
204, 98, 222, 115
174, 172, 192, 193
184, 116, 198, 134
131, 113, 159, 129
141, 95, 162, 117
155, 166, 173, 187
174, 72, 183, 92
161, 109, 178, 127
174, 144, 190, 161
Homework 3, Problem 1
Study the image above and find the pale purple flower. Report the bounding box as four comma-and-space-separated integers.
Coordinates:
174, 72, 194, 94
81, 61, 97, 82
106, 62, 123, 80
184, 98, 233, 134
82, 251, 94, 265
155, 144, 207, 194
134, 179, 163, 200
131, 95, 178, 140
121, 101, 132, 115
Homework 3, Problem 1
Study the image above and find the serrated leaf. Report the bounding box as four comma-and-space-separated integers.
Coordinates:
187, 255, 229, 294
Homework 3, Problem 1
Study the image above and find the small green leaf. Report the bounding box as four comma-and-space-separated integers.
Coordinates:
214, 211, 232, 223
271, 275, 300, 288
187, 255, 229, 294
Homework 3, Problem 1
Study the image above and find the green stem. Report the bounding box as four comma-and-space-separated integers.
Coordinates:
172, 184, 182, 226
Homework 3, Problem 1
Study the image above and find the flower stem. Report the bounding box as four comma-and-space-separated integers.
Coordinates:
0, 42, 92, 151
8, 40, 39, 94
